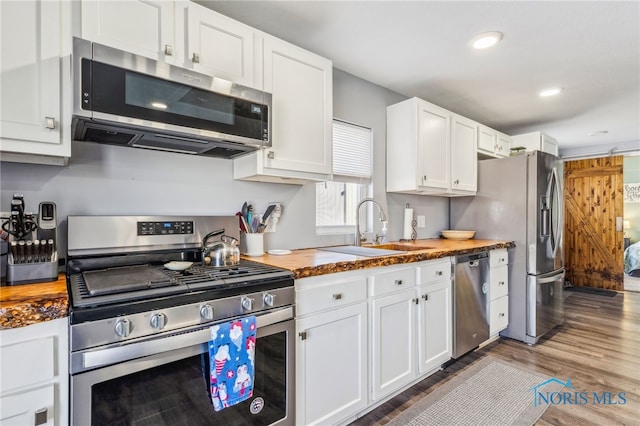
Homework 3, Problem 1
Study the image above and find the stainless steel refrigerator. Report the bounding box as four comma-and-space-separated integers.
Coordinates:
450, 150, 564, 344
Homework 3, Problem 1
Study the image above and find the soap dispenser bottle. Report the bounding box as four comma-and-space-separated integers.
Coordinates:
380, 221, 389, 244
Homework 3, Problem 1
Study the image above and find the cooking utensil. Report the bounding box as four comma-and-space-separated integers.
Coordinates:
236, 212, 249, 233
257, 204, 277, 232
241, 202, 248, 222
262, 204, 276, 223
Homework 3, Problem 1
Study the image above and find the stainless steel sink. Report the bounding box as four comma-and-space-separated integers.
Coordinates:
318, 245, 405, 257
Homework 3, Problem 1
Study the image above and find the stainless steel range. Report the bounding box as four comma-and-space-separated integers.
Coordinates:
67, 215, 295, 426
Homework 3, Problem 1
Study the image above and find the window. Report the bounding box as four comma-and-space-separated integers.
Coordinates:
316, 119, 372, 235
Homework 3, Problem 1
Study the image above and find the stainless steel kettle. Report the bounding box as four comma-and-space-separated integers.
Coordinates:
202, 229, 240, 267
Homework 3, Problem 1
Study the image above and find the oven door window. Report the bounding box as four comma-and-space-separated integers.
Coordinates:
85, 330, 288, 425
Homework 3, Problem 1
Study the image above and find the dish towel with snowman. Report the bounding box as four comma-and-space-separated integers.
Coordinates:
208, 316, 257, 411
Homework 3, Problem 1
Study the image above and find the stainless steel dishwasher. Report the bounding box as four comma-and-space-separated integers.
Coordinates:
453, 251, 490, 358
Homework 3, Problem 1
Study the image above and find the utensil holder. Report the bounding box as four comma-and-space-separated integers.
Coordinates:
242, 233, 264, 257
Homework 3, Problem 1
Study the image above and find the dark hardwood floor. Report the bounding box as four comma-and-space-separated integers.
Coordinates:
351, 290, 640, 425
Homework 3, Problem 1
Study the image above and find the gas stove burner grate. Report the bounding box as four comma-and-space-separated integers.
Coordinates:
82, 265, 178, 296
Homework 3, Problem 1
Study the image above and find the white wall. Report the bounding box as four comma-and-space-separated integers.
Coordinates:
0, 69, 450, 256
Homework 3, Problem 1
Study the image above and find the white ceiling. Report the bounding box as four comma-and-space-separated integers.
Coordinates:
199, 1, 640, 153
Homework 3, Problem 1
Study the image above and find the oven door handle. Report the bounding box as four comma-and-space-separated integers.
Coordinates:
80, 306, 293, 371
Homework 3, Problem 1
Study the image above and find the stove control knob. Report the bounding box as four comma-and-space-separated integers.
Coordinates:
241, 297, 255, 311
114, 319, 131, 338
263, 293, 276, 307
150, 313, 167, 330
200, 304, 214, 320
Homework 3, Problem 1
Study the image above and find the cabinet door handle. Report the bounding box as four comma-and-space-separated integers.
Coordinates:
413, 298, 419, 304
35, 408, 48, 425
164, 44, 173, 56
332, 293, 343, 300
191, 52, 200, 63
499, 281, 505, 286
435, 270, 443, 276
499, 313, 505, 318
395, 279, 403, 285
45, 117, 55, 129
422, 294, 429, 301
299, 331, 307, 340
267, 151, 275, 159
453, 179, 460, 185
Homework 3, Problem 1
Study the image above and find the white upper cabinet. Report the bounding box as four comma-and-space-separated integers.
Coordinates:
511, 131, 558, 157
477, 125, 511, 159
184, 2, 256, 86
80, 0, 175, 63
451, 114, 478, 193
386, 97, 476, 196
80, 1, 258, 87
0, 0, 71, 165
496, 132, 512, 156
234, 36, 333, 184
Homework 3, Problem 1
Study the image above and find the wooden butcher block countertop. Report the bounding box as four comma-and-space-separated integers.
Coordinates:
0, 274, 69, 330
244, 238, 514, 279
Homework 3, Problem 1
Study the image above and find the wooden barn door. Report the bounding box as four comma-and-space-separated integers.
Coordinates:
564, 156, 624, 290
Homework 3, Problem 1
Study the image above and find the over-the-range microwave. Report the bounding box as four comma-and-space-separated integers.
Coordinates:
71, 38, 271, 158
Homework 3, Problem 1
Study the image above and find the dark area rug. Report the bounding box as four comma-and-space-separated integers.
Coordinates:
567, 286, 617, 297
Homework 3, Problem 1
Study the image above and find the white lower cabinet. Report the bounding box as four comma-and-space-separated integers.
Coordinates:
296, 272, 368, 426
488, 249, 510, 337
417, 279, 452, 374
0, 318, 69, 426
369, 259, 452, 403
0, 386, 54, 426
296, 259, 454, 425
370, 288, 416, 401
490, 295, 509, 335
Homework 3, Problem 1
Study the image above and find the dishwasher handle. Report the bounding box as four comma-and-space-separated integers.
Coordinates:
455, 251, 489, 264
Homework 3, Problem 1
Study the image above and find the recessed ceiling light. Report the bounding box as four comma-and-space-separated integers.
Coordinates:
471, 31, 503, 49
589, 130, 609, 136
539, 88, 562, 97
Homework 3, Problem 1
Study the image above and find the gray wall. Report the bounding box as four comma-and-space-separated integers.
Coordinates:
0, 69, 450, 256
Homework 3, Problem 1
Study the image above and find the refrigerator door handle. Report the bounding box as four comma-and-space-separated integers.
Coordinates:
551, 166, 562, 258
544, 166, 561, 256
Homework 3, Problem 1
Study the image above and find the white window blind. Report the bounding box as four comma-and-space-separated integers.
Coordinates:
332, 119, 372, 183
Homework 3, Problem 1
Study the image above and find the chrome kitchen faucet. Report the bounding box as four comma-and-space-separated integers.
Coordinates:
355, 198, 387, 246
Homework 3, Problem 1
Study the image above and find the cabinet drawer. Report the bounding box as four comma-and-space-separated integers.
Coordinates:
417, 258, 451, 284
0, 336, 55, 393
490, 265, 508, 300
296, 277, 367, 316
490, 295, 509, 335
490, 249, 508, 267
369, 266, 416, 297
0, 384, 54, 425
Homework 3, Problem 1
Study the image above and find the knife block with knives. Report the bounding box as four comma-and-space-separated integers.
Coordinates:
3, 195, 59, 285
